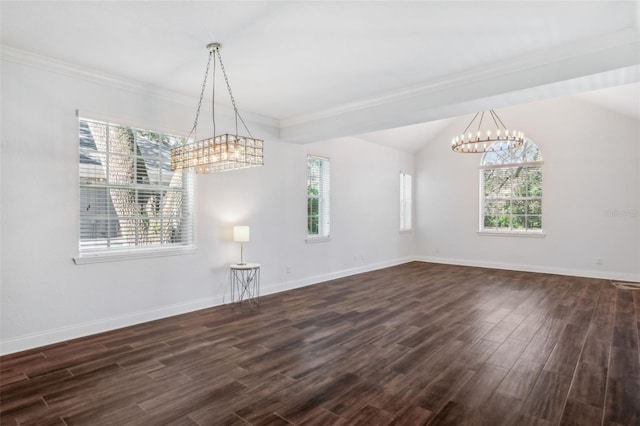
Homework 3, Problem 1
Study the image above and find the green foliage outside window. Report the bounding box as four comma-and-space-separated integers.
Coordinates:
481, 140, 543, 232
307, 188, 319, 235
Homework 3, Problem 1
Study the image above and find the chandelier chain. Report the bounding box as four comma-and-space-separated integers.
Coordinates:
492, 109, 508, 129
462, 112, 479, 135
215, 49, 238, 130
476, 111, 485, 133
212, 52, 217, 139
188, 49, 214, 140
489, 110, 500, 129
215, 48, 254, 138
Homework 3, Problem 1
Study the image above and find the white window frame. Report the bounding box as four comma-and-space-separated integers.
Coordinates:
400, 172, 412, 231
306, 155, 331, 242
479, 140, 544, 236
74, 117, 195, 264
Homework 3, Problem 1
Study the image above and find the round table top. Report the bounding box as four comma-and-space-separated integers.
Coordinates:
230, 262, 260, 269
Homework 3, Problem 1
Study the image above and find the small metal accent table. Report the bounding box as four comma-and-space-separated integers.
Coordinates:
229, 263, 260, 308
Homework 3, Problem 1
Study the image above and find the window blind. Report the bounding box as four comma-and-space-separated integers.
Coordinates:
307, 155, 330, 238
79, 118, 194, 255
400, 172, 412, 231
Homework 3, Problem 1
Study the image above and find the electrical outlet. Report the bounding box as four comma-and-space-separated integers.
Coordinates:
596, 258, 603, 265
286, 265, 292, 274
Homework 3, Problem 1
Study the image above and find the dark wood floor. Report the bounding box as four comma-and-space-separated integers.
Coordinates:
1, 262, 639, 425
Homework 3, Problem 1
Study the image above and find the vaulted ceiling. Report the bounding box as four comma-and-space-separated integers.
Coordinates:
2, 1, 639, 149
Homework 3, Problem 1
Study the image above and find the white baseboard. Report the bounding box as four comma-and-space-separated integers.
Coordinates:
414, 255, 640, 283
4, 255, 634, 356
260, 256, 416, 296
0, 295, 223, 356
0, 257, 415, 356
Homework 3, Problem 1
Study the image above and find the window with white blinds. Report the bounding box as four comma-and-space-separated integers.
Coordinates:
480, 140, 543, 233
78, 118, 194, 258
400, 172, 412, 231
307, 155, 330, 239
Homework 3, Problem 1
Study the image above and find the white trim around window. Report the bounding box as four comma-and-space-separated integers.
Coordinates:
400, 172, 412, 232
306, 155, 331, 241
75, 117, 195, 263
479, 140, 544, 235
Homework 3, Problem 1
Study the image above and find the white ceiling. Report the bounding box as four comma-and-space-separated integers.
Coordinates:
1, 1, 639, 150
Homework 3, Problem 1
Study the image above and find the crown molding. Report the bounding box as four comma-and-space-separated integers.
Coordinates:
280, 28, 640, 130
0, 45, 279, 129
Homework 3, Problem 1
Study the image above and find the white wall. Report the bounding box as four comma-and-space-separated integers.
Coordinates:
416, 97, 640, 281
0, 59, 415, 354
3, 53, 637, 357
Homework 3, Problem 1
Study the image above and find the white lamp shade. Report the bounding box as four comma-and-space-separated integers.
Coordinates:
233, 226, 250, 242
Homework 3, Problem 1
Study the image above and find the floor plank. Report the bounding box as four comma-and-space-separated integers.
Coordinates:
1, 262, 639, 425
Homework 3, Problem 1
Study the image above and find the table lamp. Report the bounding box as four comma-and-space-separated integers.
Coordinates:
233, 226, 250, 265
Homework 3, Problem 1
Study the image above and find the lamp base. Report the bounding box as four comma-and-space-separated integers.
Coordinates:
237, 262, 247, 265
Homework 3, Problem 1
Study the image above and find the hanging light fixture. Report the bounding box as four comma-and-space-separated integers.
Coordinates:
171, 43, 264, 173
451, 109, 525, 153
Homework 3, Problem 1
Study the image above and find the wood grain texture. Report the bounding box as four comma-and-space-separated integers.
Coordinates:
1, 262, 639, 425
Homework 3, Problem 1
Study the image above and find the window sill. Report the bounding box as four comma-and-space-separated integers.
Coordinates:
305, 236, 332, 244
400, 229, 413, 234
73, 245, 197, 265
477, 231, 545, 238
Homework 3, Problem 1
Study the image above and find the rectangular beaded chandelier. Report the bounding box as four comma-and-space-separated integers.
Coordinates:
171, 43, 264, 173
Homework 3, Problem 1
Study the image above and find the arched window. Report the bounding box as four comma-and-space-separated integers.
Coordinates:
480, 140, 543, 233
